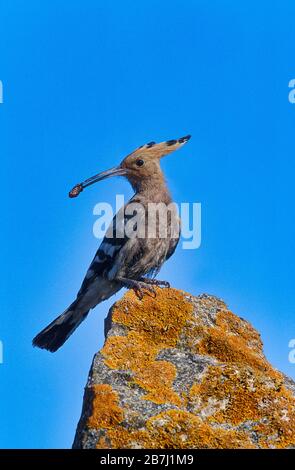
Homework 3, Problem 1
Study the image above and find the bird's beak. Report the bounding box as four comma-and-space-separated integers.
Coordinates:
69, 166, 127, 198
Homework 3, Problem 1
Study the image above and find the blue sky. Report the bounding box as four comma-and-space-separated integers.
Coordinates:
1, 0, 295, 448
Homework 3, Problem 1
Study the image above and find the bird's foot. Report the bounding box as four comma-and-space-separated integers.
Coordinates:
140, 278, 170, 288
118, 277, 156, 300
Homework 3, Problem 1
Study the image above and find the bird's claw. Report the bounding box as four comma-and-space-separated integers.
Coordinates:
155, 280, 170, 288
140, 278, 170, 289
118, 277, 164, 300
133, 281, 157, 300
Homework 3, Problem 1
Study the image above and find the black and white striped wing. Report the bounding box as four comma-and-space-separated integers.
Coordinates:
77, 206, 133, 296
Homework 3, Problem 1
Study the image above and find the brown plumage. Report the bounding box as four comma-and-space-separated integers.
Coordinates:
33, 135, 191, 352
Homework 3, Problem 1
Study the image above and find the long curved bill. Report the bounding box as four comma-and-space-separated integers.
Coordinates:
69, 166, 127, 198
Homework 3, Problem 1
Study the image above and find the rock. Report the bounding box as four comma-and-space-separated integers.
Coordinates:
73, 288, 295, 449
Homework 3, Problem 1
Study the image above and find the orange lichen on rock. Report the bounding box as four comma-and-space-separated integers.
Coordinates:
87, 384, 124, 429
73, 290, 295, 449
189, 364, 292, 427
98, 410, 255, 449
101, 288, 193, 406
102, 332, 182, 405
110, 288, 194, 347
185, 307, 267, 371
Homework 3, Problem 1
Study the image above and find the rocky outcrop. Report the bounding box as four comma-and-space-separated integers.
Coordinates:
73, 288, 295, 449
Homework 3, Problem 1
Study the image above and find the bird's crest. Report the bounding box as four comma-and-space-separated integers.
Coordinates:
127, 135, 191, 160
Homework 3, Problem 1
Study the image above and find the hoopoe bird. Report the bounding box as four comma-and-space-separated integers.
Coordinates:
33, 135, 191, 352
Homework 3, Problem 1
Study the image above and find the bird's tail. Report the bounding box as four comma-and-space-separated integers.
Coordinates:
32, 300, 89, 352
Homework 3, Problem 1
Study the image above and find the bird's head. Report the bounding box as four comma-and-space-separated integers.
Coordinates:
69, 135, 191, 197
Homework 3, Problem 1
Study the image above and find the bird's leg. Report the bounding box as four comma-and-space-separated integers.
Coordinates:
139, 278, 170, 288
116, 277, 156, 300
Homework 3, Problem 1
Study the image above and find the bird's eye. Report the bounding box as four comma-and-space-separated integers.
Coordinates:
136, 159, 145, 167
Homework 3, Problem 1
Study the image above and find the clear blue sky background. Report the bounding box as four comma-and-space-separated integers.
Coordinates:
1, 0, 295, 448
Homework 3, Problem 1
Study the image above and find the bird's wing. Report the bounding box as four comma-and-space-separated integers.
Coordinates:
165, 235, 180, 261
77, 204, 136, 296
